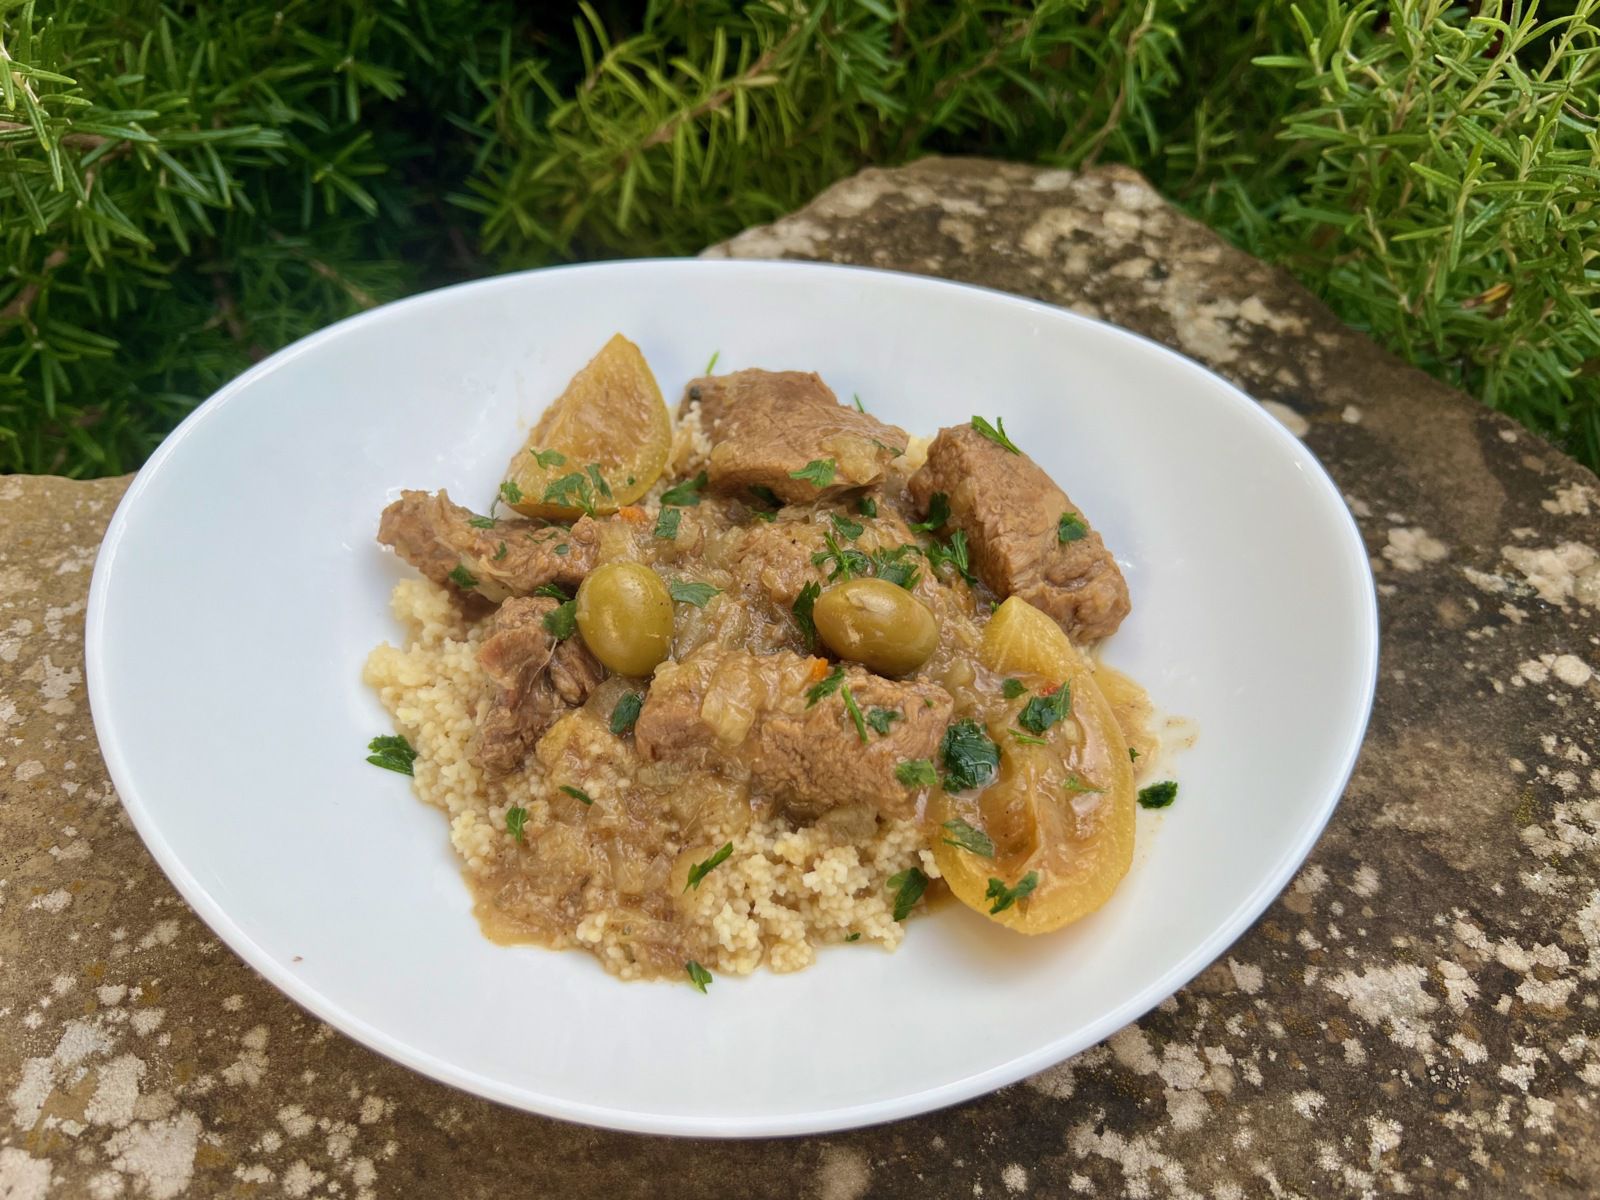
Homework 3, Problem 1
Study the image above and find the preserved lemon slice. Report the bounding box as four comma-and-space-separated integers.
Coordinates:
503, 334, 671, 520
931, 596, 1135, 934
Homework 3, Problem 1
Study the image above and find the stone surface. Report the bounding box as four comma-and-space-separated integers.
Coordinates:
4, 156, 1600, 1197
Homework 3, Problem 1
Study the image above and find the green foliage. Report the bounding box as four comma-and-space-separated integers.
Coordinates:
2, 0, 1597, 476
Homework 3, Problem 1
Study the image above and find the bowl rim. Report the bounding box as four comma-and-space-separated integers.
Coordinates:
85, 257, 1380, 1137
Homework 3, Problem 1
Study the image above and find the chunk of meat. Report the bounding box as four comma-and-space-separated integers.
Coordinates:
635, 647, 952, 819
680, 369, 909, 503
908, 425, 1129, 643
473, 597, 605, 775
378, 489, 598, 600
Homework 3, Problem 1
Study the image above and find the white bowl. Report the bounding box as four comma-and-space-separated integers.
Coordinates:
87, 260, 1377, 1137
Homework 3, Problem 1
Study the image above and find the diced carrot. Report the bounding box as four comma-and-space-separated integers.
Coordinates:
618, 505, 649, 525
807, 657, 830, 682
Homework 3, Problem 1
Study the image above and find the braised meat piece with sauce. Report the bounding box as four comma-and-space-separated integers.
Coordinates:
634, 647, 953, 819
908, 424, 1130, 643
680, 369, 909, 503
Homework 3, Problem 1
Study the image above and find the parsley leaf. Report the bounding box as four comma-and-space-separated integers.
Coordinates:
972, 415, 1022, 454
686, 961, 712, 993
985, 872, 1039, 914
749, 484, 782, 510
610, 692, 643, 736
812, 532, 871, 581
586, 463, 614, 501
868, 545, 920, 590
1138, 781, 1178, 809
840, 682, 868, 743
865, 707, 901, 736
467, 514, 497, 529
830, 512, 864, 540
856, 496, 877, 518
542, 472, 595, 516
705, 349, 720, 373
844, 932, 861, 942
686, 842, 734, 890
1009, 728, 1048, 746
895, 759, 939, 788
499, 480, 524, 505
447, 563, 478, 590
492, 541, 507, 561
366, 734, 416, 775
941, 819, 995, 858
532, 583, 570, 600
654, 506, 682, 539
792, 581, 821, 650
939, 719, 1000, 791
660, 472, 707, 507
559, 784, 593, 805
910, 492, 950, 533
871, 437, 905, 458
1002, 678, 1026, 699
1064, 774, 1105, 795
926, 529, 977, 586
530, 448, 566, 468
789, 458, 837, 488
669, 580, 721, 607
505, 805, 528, 842
1129, 747, 1141, 762
543, 599, 578, 640
806, 664, 846, 706
554, 544, 570, 556
887, 867, 928, 921
1018, 685, 1071, 735
852, 392, 865, 413
1058, 511, 1088, 543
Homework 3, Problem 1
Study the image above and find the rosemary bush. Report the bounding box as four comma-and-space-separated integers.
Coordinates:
2, 0, 1597, 476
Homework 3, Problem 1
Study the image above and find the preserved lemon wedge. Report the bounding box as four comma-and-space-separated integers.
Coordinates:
503, 334, 671, 520
931, 596, 1136, 934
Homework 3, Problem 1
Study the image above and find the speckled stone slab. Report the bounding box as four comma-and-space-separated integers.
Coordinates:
4, 158, 1599, 1199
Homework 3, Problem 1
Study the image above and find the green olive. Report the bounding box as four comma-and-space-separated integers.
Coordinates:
813, 578, 939, 676
575, 562, 674, 676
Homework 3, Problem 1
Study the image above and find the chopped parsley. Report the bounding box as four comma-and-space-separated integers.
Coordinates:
865, 707, 901, 736
685, 961, 712, 993
705, 349, 720, 373
852, 392, 865, 413
812, 532, 872, 581
910, 492, 950, 533
492, 541, 507, 561
366, 734, 416, 775
844, 932, 861, 942
541, 472, 595, 516
1138, 781, 1179, 809
447, 563, 479, 590
505, 805, 528, 842
467, 514, 497, 529
1129, 747, 1141, 762
1009, 728, 1048, 746
924, 528, 976, 585
887, 867, 929, 921
610, 692, 644, 736
830, 512, 864, 540
654, 506, 682, 539
972, 415, 1022, 454
660, 471, 707, 507
530, 448, 567, 468
792, 581, 821, 650
554, 543, 570, 556
1018, 685, 1071, 735
1064, 773, 1105, 795
559, 784, 593, 806
985, 871, 1039, 914
1002, 678, 1027, 700
869, 545, 920, 590
532, 582, 571, 600
686, 842, 734, 890
669, 580, 721, 607
789, 458, 837, 488
749, 484, 782, 510
856, 496, 877, 518
871, 437, 905, 458
542, 599, 578, 640
499, 480, 525, 505
895, 759, 939, 788
586, 463, 614, 501
939, 719, 1000, 791
840, 682, 868, 743
941, 819, 995, 858
1057, 511, 1088, 543
805, 664, 846, 707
